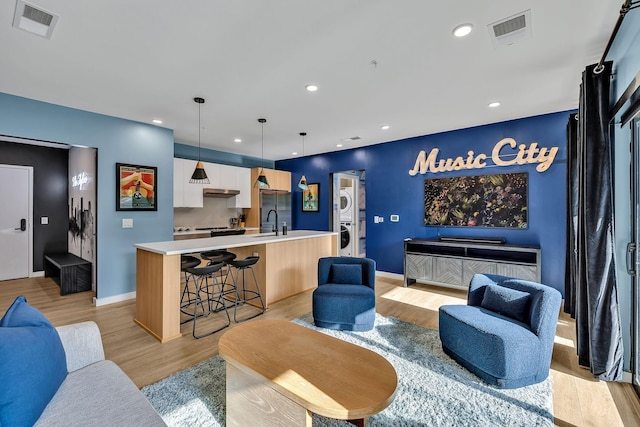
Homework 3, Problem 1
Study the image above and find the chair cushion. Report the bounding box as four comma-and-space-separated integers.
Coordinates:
313, 284, 375, 331
480, 284, 530, 323
0, 296, 68, 427
439, 304, 539, 388
330, 264, 362, 285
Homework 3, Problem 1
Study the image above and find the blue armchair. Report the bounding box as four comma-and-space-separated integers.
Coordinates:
312, 257, 376, 331
439, 273, 562, 389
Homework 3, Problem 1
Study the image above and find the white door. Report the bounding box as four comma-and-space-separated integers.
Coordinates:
0, 165, 32, 280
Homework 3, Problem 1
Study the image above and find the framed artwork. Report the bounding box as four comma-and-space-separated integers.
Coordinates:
424, 172, 528, 228
116, 163, 157, 211
302, 183, 319, 212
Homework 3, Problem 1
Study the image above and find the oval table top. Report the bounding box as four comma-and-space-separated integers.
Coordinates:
219, 319, 397, 421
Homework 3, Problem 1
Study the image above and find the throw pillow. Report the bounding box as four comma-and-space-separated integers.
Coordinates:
330, 264, 363, 285
480, 284, 531, 323
0, 296, 68, 427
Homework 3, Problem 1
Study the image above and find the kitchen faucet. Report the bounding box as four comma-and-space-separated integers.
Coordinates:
267, 209, 279, 235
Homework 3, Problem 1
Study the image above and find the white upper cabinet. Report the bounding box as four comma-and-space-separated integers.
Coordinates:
218, 164, 236, 189
227, 166, 251, 208
180, 159, 205, 208
174, 158, 251, 208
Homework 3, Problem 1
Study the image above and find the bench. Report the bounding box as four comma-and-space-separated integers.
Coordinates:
44, 253, 92, 295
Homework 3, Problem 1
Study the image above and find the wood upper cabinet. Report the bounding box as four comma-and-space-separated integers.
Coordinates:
245, 168, 292, 227
252, 168, 291, 192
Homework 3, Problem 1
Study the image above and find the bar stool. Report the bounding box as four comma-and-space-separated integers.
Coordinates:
201, 250, 236, 285
180, 255, 201, 318
183, 262, 231, 338
226, 255, 265, 322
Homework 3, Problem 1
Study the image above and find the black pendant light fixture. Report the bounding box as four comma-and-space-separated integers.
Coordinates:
297, 132, 308, 190
189, 97, 210, 184
254, 118, 270, 188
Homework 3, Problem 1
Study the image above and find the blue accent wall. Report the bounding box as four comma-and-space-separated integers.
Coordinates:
0, 92, 174, 300
277, 111, 570, 294
174, 142, 273, 169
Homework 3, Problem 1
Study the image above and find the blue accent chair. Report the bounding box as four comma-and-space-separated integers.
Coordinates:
312, 257, 376, 331
439, 273, 562, 389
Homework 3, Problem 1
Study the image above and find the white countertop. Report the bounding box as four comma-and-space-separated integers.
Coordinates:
136, 230, 338, 255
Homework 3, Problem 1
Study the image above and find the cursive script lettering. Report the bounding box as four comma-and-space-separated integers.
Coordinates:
408, 138, 557, 175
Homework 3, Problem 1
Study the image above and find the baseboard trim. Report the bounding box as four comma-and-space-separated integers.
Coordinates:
93, 291, 136, 307
31, 271, 44, 277
621, 371, 632, 384
375, 271, 404, 281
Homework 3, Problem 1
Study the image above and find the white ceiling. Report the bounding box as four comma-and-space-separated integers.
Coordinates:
0, 1, 621, 161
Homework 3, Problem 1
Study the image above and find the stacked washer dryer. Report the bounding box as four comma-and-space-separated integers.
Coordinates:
339, 186, 357, 257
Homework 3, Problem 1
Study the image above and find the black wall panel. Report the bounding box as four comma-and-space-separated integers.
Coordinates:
0, 141, 68, 271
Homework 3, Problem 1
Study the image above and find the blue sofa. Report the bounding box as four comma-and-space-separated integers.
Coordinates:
312, 256, 376, 331
439, 274, 562, 389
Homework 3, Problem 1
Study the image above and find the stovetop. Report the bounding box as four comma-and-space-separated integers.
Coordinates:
195, 227, 231, 231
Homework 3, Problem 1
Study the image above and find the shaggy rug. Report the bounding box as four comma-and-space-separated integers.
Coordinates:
142, 313, 553, 426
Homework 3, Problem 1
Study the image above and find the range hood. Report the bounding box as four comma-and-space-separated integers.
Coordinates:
203, 188, 240, 198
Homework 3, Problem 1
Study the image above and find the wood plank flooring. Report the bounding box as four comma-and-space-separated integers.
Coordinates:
1, 275, 639, 426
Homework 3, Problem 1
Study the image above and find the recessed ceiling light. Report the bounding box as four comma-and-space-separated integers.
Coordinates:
305, 84, 318, 92
336, 143, 343, 148
381, 125, 390, 130
291, 151, 298, 156
488, 101, 501, 108
152, 119, 163, 124
234, 138, 242, 143
453, 23, 473, 38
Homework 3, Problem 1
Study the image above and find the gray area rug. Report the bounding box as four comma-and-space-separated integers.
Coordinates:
142, 313, 553, 426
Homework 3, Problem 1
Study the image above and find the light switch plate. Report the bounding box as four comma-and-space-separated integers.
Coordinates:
122, 218, 133, 228
41, 216, 48, 225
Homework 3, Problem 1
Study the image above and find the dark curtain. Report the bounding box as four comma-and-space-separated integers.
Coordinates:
565, 113, 578, 316
565, 61, 624, 381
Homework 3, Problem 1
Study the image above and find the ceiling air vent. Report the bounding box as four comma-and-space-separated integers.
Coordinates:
488, 9, 531, 49
12, 0, 59, 39
342, 136, 362, 142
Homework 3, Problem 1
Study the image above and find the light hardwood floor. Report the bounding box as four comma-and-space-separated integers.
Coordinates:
1, 275, 639, 427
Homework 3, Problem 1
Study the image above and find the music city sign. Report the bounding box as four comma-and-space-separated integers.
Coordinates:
408, 138, 558, 176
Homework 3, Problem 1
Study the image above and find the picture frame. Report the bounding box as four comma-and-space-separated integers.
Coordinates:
116, 163, 157, 211
302, 183, 319, 212
424, 172, 527, 228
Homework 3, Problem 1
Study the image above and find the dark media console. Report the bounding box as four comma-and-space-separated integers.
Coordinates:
404, 237, 541, 289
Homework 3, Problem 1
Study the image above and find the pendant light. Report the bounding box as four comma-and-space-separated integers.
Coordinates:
254, 118, 270, 188
297, 132, 308, 190
189, 97, 210, 184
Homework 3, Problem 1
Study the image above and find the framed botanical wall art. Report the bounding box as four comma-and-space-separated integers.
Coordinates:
302, 183, 319, 212
424, 172, 528, 228
116, 163, 157, 211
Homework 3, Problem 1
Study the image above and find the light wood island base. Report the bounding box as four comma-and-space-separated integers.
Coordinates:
219, 319, 397, 427
134, 231, 337, 342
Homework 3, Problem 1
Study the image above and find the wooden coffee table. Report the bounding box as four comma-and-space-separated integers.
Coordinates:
219, 319, 397, 427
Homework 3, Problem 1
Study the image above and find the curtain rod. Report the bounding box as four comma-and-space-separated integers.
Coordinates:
595, 0, 640, 73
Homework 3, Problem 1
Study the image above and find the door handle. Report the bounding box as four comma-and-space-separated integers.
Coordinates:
626, 242, 636, 276
14, 218, 26, 232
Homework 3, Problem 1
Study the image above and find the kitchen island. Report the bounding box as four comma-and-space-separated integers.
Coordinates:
134, 230, 338, 342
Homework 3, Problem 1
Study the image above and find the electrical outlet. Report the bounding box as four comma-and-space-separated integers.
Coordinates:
122, 218, 133, 228
390, 215, 399, 222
